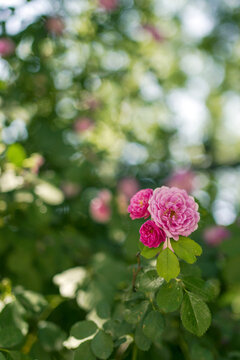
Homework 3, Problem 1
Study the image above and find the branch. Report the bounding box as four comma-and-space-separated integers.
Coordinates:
132, 251, 142, 292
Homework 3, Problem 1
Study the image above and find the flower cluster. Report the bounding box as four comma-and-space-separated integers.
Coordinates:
128, 186, 200, 248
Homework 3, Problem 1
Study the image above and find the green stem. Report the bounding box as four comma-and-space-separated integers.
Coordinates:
132, 343, 138, 360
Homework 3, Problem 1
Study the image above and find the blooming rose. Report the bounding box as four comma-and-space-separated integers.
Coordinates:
167, 170, 195, 194
140, 220, 166, 248
128, 189, 153, 220
148, 186, 200, 240
203, 226, 230, 247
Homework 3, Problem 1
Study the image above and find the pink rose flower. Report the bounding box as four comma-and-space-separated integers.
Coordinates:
140, 220, 166, 248
90, 197, 111, 223
128, 189, 153, 220
98, 189, 112, 203
148, 186, 200, 240
45, 17, 65, 36
0, 38, 15, 57
167, 170, 195, 194
74, 117, 95, 133
118, 177, 139, 199
203, 226, 230, 247
99, 0, 118, 11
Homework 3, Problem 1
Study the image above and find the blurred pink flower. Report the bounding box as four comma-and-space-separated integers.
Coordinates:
167, 170, 196, 194
98, 189, 112, 203
32, 155, 44, 174
45, 17, 65, 36
140, 220, 166, 248
0, 38, 15, 57
90, 197, 111, 223
61, 182, 80, 199
118, 177, 140, 199
99, 0, 118, 11
128, 189, 153, 220
203, 226, 230, 247
142, 24, 165, 43
148, 186, 200, 240
74, 117, 95, 133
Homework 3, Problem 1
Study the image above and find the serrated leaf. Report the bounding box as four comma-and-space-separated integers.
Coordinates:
137, 269, 164, 292
156, 280, 183, 312
142, 311, 164, 342
180, 292, 211, 336
182, 277, 220, 302
141, 244, 163, 259
135, 323, 151, 351
124, 300, 149, 325
156, 248, 180, 282
91, 330, 113, 359
70, 320, 98, 340
74, 340, 96, 360
172, 237, 202, 264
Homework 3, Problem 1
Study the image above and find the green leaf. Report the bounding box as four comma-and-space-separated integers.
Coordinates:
137, 269, 164, 292
6, 144, 26, 167
142, 311, 164, 342
70, 320, 98, 340
91, 330, 113, 359
38, 321, 66, 351
180, 292, 211, 336
96, 301, 111, 319
0, 301, 28, 348
172, 237, 202, 264
156, 248, 180, 282
156, 279, 183, 312
103, 319, 133, 339
134, 323, 151, 351
124, 300, 149, 325
0, 354, 6, 360
141, 244, 163, 259
182, 277, 220, 302
74, 340, 96, 360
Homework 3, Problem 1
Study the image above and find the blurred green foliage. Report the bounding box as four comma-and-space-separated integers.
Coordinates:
0, 0, 240, 359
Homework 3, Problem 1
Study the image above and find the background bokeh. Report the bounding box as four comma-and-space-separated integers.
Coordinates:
0, 0, 240, 359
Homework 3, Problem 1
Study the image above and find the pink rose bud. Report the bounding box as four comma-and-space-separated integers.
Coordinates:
74, 117, 95, 134
167, 170, 196, 194
0, 38, 15, 57
148, 186, 200, 240
99, 0, 118, 11
128, 188, 153, 220
45, 17, 65, 36
118, 177, 140, 199
140, 220, 166, 248
142, 24, 165, 43
203, 226, 230, 247
90, 197, 111, 223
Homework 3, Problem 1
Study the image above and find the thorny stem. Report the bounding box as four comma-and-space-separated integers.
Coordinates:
132, 251, 142, 292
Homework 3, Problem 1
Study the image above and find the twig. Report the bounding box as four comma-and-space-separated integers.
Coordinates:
132, 251, 141, 292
